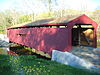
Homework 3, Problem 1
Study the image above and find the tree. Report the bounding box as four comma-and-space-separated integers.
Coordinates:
0, 12, 8, 33
24, 0, 35, 21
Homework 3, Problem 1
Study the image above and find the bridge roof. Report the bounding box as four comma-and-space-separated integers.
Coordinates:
8, 14, 98, 29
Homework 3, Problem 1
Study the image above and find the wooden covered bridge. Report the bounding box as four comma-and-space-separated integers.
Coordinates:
7, 14, 98, 57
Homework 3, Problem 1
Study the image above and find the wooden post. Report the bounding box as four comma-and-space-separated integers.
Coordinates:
78, 25, 81, 46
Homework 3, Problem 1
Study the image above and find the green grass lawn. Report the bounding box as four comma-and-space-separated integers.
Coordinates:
0, 54, 99, 75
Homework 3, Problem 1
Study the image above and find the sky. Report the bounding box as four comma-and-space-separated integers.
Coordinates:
0, 0, 100, 14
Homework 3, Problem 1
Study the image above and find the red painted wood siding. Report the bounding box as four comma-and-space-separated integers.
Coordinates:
7, 28, 71, 55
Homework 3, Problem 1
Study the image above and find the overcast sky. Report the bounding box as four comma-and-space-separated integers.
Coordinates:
0, 0, 100, 14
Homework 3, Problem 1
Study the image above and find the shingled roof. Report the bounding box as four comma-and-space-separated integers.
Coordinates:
8, 14, 98, 29
23, 15, 81, 26
9, 14, 81, 28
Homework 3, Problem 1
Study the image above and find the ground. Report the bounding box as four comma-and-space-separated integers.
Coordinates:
0, 54, 99, 75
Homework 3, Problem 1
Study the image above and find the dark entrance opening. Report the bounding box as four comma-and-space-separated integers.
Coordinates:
72, 24, 94, 47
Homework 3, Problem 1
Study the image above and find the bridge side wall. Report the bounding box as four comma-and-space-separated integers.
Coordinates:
7, 28, 71, 55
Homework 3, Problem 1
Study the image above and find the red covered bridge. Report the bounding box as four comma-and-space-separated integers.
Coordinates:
7, 14, 98, 57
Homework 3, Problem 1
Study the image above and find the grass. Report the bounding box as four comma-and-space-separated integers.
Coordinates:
0, 54, 99, 75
